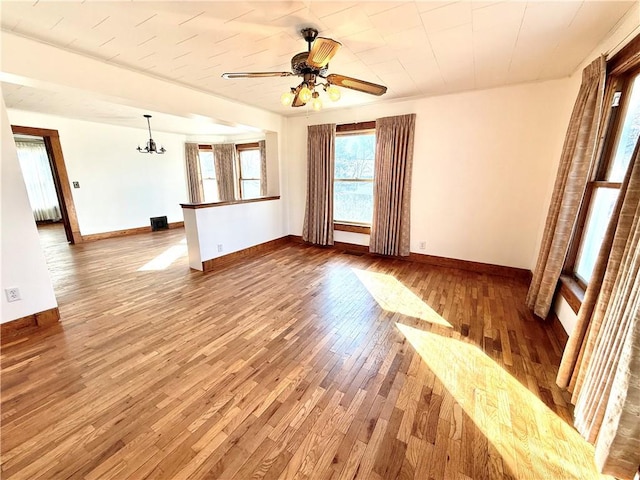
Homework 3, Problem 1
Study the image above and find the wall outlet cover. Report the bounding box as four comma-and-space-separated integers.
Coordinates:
5, 287, 21, 302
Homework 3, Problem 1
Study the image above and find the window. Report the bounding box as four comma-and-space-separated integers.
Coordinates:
567, 70, 640, 285
237, 143, 261, 199
334, 125, 375, 226
198, 146, 218, 203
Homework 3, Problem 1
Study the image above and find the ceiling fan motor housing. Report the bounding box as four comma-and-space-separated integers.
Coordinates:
291, 52, 328, 77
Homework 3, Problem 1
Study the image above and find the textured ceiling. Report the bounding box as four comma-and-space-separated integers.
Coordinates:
1, 82, 259, 136
0, 1, 636, 118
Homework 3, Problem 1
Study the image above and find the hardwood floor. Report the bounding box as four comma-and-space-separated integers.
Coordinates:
1, 225, 608, 479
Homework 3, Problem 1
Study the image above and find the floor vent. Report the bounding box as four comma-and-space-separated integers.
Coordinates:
150, 216, 168, 231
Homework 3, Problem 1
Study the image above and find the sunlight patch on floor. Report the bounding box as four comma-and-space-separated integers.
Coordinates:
137, 239, 187, 271
353, 268, 452, 327
395, 322, 603, 480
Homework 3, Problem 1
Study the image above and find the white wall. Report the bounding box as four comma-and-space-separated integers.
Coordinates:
554, 295, 578, 336
8, 109, 187, 235
183, 199, 286, 270
283, 79, 575, 270
1, 100, 57, 323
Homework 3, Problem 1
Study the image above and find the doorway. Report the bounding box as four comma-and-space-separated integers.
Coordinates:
11, 125, 81, 244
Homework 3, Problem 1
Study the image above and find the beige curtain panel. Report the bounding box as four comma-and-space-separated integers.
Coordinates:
302, 124, 335, 246
259, 140, 267, 196
370, 113, 416, 257
561, 139, 640, 480
213, 143, 236, 202
526, 56, 606, 319
184, 143, 204, 203
556, 81, 621, 391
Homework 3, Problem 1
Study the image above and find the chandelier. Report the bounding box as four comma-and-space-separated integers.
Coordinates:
137, 114, 166, 154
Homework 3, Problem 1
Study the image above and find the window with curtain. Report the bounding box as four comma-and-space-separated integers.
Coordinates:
197, 146, 219, 203
15, 139, 62, 222
334, 127, 375, 226
565, 69, 640, 286
236, 143, 261, 199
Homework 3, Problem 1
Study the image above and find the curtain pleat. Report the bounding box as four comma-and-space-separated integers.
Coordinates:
302, 124, 335, 246
259, 140, 267, 196
184, 143, 204, 203
567, 139, 640, 479
213, 143, 237, 202
369, 113, 416, 257
526, 56, 606, 319
557, 117, 630, 390
15, 140, 61, 222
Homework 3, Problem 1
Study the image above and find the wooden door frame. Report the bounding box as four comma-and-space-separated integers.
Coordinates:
11, 125, 82, 244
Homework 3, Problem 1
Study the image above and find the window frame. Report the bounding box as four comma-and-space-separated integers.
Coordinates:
334, 121, 376, 231
563, 64, 640, 288
236, 142, 261, 200
197, 144, 219, 203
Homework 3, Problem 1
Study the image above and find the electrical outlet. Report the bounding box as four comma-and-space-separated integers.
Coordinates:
217, 244, 223, 253
5, 287, 21, 302
419, 241, 427, 250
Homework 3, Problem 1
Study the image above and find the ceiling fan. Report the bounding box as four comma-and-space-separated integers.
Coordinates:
222, 28, 387, 109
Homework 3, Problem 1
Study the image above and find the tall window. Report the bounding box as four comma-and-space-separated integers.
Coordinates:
334, 125, 375, 226
198, 146, 219, 203
237, 143, 261, 199
567, 70, 640, 285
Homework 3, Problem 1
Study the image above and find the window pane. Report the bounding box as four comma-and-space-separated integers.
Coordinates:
334, 181, 373, 224
198, 151, 216, 179
202, 179, 218, 203
240, 149, 261, 179
241, 179, 260, 199
335, 134, 375, 179
575, 188, 619, 283
608, 74, 640, 181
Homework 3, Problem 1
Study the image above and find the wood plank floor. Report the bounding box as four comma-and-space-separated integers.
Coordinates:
1, 224, 609, 480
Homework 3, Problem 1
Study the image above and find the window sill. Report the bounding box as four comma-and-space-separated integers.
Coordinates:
334, 223, 371, 234
180, 196, 280, 209
558, 275, 585, 314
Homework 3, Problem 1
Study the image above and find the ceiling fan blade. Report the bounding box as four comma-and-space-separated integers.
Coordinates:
307, 37, 341, 68
221, 72, 293, 79
326, 74, 387, 96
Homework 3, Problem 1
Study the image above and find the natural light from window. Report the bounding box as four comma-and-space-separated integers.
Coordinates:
575, 188, 618, 282
198, 150, 219, 203
574, 73, 640, 284
238, 148, 261, 199
608, 74, 640, 182
137, 239, 187, 271
353, 268, 452, 327
396, 323, 602, 479
335, 133, 375, 224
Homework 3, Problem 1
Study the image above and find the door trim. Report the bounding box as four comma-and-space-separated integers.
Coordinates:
12, 125, 82, 244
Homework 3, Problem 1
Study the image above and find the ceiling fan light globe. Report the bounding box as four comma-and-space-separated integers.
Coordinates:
311, 97, 323, 111
280, 91, 294, 106
327, 85, 341, 101
299, 86, 312, 103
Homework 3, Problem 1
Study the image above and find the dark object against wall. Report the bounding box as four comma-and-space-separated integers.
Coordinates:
150, 216, 168, 231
